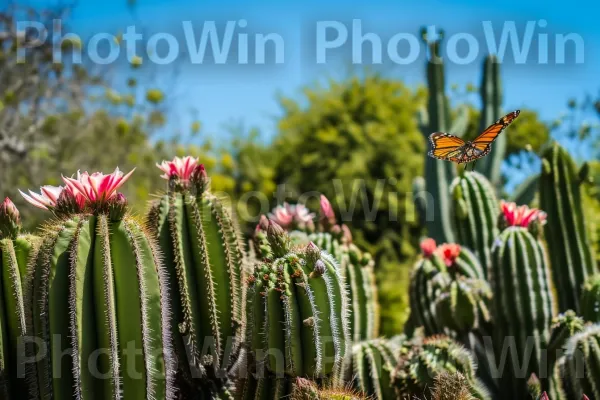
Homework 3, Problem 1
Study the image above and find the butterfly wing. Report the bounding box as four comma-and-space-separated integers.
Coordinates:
428, 132, 466, 162
471, 110, 521, 153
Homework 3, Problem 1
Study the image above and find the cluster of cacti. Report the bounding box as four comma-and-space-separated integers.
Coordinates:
146, 157, 247, 387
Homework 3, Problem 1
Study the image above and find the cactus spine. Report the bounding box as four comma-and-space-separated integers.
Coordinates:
581, 275, 600, 323
340, 337, 403, 400
489, 226, 555, 399
540, 142, 597, 312
450, 172, 499, 276
26, 212, 175, 400
392, 335, 489, 399
0, 198, 39, 397
147, 161, 247, 380
247, 223, 350, 378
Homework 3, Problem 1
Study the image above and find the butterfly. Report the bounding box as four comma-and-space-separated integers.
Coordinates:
428, 110, 520, 168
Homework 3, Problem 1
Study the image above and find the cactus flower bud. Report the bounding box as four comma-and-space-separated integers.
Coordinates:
420, 238, 437, 258
108, 192, 128, 221
305, 241, 321, 265
310, 259, 327, 278
256, 215, 269, 232
266, 220, 290, 257
0, 197, 20, 238
319, 195, 336, 227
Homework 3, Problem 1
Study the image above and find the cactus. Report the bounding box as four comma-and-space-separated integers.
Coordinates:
340, 337, 404, 400
431, 372, 477, 400
489, 202, 555, 399
0, 198, 40, 398
542, 311, 586, 393
247, 220, 350, 378
434, 276, 492, 336
450, 171, 499, 276
418, 28, 462, 244
20, 168, 175, 400
147, 157, 247, 381
474, 55, 505, 185
236, 374, 292, 400
290, 378, 369, 400
580, 274, 600, 323
392, 335, 490, 399
540, 142, 597, 312
556, 324, 600, 399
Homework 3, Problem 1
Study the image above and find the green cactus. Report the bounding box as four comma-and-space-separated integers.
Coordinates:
392, 335, 490, 399
25, 211, 175, 399
431, 372, 478, 400
450, 171, 499, 276
434, 276, 492, 335
474, 55, 505, 184
247, 222, 350, 378
147, 160, 247, 381
236, 374, 291, 400
542, 310, 585, 394
340, 337, 404, 400
540, 142, 597, 312
0, 198, 40, 398
580, 274, 600, 323
489, 225, 555, 399
419, 28, 463, 244
556, 324, 600, 399
290, 378, 369, 400
407, 249, 449, 336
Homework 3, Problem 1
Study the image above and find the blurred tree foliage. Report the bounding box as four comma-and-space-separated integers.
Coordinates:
273, 75, 427, 334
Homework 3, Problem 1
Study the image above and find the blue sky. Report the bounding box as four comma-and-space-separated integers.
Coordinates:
25, 0, 600, 149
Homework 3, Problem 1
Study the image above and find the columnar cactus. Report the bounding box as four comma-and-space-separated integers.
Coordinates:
147, 156, 247, 380
236, 374, 291, 400
580, 274, 600, 323
556, 324, 600, 399
450, 171, 499, 276
20, 168, 175, 400
0, 198, 40, 398
340, 336, 404, 400
247, 220, 350, 378
392, 335, 490, 399
540, 142, 597, 312
490, 201, 555, 399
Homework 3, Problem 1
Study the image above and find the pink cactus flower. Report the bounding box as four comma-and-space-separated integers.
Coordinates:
319, 195, 336, 225
292, 203, 316, 225
420, 238, 437, 258
269, 203, 294, 228
19, 185, 63, 210
156, 156, 202, 184
500, 200, 547, 228
436, 243, 462, 267
63, 167, 134, 206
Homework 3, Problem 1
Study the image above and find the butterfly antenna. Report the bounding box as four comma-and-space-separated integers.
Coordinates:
471, 160, 478, 171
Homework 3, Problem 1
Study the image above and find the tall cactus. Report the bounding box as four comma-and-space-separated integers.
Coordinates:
0, 198, 40, 398
450, 171, 499, 276
555, 324, 600, 399
580, 274, 600, 323
147, 156, 247, 382
20, 168, 175, 400
540, 142, 597, 312
474, 55, 505, 184
392, 335, 490, 399
247, 220, 350, 378
489, 201, 555, 399
340, 336, 404, 400
418, 28, 463, 244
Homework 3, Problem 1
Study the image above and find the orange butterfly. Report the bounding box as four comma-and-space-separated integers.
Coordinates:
428, 110, 520, 166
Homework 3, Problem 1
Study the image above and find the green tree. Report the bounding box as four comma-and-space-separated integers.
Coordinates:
273, 74, 426, 334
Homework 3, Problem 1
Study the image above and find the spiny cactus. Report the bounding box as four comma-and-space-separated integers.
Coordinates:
434, 276, 492, 336
236, 374, 291, 400
555, 324, 600, 399
430, 372, 477, 400
247, 221, 350, 378
474, 55, 505, 185
0, 198, 40, 398
580, 274, 600, 323
540, 142, 597, 312
20, 168, 175, 400
340, 336, 404, 400
489, 202, 555, 399
147, 156, 247, 381
392, 335, 490, 399
290, 378, 369, 400
450, 171, 499, 276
